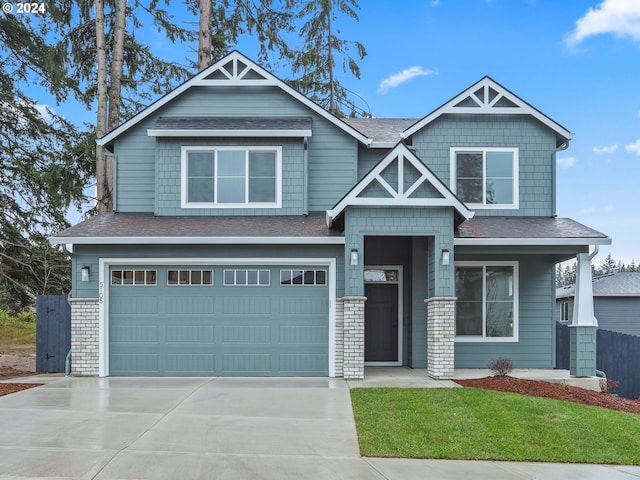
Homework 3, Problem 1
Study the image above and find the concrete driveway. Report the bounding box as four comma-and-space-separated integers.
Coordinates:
1, 374, 640, 480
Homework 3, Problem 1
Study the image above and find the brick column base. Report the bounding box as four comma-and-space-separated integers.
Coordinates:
342, 296, 366, 379
425, 296, 456, 379
69, 298, 100, 376
570, 325, 597, 377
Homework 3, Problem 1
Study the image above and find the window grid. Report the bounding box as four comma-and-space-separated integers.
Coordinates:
223, 269, 270, 286
111, 270, 157, 286
167, 269, 214, 286
561, 301, 570, 322
280, 269, 327, 286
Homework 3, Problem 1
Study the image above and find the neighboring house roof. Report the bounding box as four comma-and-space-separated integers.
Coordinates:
455, 217, 611, 246
51, 212, 344, 245
326, 142, 474, 226
557, 272, 640, 299
148, 116, 313, 137
401, 76, 573, 148
342, 118, 418, 146
96, 50, 370, 149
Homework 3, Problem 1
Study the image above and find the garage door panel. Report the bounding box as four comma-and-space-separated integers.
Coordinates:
109, 265, 329, 376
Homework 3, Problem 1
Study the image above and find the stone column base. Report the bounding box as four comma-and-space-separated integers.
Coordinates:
69, 298, 100, 376
425, 297, 456, 379
342, 296, 366, 379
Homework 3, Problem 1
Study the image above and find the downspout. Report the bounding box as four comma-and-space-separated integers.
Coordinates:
303, 137, 309, 215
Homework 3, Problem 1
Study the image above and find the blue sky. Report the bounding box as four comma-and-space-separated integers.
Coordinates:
40, 0, 640, 266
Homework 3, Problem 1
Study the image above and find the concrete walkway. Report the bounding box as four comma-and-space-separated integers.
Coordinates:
0, 372, 638, 479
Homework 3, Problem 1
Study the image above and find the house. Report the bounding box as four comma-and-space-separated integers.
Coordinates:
557, 272, 640, 336
51, 51, 611, 379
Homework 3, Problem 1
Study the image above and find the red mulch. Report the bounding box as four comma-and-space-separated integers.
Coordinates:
0, 367, 42, 397
454, 376, 640, 415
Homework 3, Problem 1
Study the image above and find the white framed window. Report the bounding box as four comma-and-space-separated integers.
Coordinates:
450, 147, 518, 208
560, 301, 570, 322
454, 261, 518, 342
280, 269, 327, 286
167, 269, 213, 286
111, 269, 157, 286
223, 269, 270, 286
182, 146, 282, 208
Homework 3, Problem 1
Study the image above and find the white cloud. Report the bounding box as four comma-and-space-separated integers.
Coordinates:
557, 156, 577, 168
35, 104, 53, 121
625, 138, 640, 155
377, 66, 434, 94
565, 0, 640, 46
579, 204, 615, 215
592, 143, 618, 154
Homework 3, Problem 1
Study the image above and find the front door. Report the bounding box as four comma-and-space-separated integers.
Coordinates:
364, 267, 401, 365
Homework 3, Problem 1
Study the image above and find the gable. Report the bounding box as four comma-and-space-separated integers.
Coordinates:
402, 76, 573, 148
97, 51, 370, 150
326, 143, 473, 226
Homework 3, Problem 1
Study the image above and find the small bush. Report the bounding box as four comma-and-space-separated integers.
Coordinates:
488, 357, 513, 376
599, 378, 620, 394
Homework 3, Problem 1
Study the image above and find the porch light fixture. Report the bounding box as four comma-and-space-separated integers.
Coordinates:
441, 249, 450, 266
350, 249, 359, 266
81, 265, 90, 282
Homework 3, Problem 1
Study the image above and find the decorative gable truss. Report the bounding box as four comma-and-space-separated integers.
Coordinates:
193, 55, 270, 85
326, 143, 473, 226
402, 76, 573, 147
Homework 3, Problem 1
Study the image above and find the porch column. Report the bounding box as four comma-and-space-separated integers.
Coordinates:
342, 296, 366, 379
425, 296, 456, 379
569, 252, 597, 377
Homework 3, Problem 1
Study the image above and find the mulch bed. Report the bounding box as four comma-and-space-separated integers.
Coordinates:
0, 367, 42, 397
454, 376, 640, 414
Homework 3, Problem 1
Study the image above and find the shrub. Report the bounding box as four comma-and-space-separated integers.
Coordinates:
488, 357, 513, 376
599, 378, 620, 394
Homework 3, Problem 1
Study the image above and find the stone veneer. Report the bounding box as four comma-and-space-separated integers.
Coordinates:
68, 298, 100, 376
342, 296, 366, 379
335, 298, 344, 378
425, 297, 456, 378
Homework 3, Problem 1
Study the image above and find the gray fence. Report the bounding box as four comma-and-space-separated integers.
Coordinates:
556, 323, 640, 399
36, 295, 71, 373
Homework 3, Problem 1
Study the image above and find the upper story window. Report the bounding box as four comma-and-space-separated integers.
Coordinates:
451, 147, 518, 209
182, 146, 282, 208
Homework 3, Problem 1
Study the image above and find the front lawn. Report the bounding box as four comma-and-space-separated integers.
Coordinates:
350, 387, 640, 464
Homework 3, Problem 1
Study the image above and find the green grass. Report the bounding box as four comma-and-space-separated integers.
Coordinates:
0, 311, 36, 345
351, 387, 640, 464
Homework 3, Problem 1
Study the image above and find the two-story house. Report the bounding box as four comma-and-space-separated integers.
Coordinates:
51, 51, 611, 379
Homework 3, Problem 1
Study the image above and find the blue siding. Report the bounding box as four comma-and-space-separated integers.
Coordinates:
411, 114, 557, 216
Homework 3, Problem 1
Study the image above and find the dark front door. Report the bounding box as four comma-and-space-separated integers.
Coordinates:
364, 283, 399, 363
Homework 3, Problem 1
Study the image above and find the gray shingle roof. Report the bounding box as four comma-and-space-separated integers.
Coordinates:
52, 212, 341, 240
342, 118, 418, 144
152, 116, 312, 131
557, 272, 640, 298
455, 217, 608, 240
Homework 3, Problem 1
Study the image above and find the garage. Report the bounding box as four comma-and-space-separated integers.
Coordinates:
107, 264, 330, 376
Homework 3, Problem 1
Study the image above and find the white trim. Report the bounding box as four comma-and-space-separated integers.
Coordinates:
450, 147, 519, 209
97, 51, 370, 148
181, 145, 282, 209
454, 261, 519, 343
454, 237, 612, 246
55, 236, 345, 245
99, 257, 337, 378
148, 129, 312, 138
402, 76, 573, 142
326, 143, 473, 226
364, 265, 403, 366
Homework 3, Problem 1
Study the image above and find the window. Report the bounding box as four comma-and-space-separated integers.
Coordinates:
167, 269, 213, 286
560, 301, 570, 322
224, 269, 270, 286
182, 146, 281, 207
111, 270, 157, 286
451, 148, 518, 208
280, 269, 327, 286
455, 262, 518, 340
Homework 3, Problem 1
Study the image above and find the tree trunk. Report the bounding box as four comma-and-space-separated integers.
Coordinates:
198, 0, 212, 71
95, 0, 109, 213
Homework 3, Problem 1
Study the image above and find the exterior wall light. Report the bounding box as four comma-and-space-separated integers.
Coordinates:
81, 266, 91, 282
350, 249, 359, 266
441, 249, 450, 266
